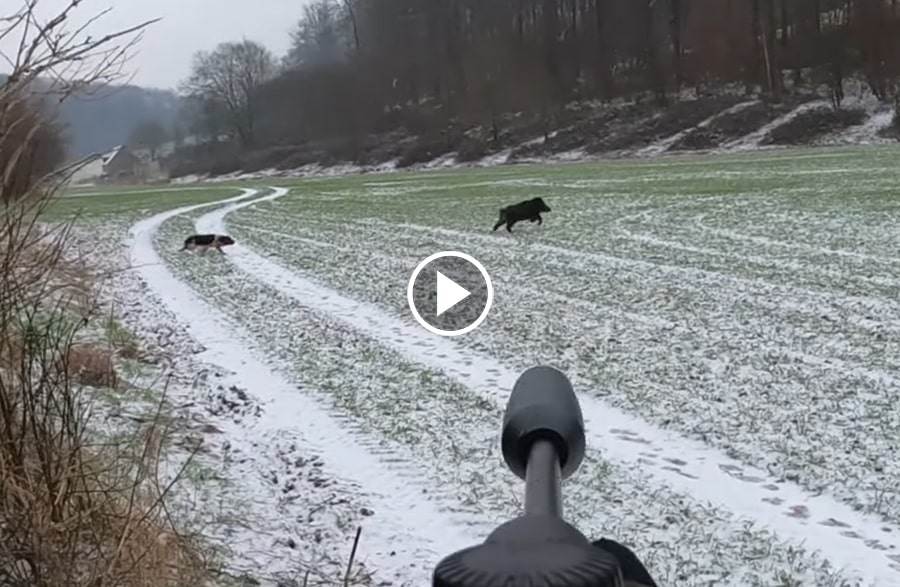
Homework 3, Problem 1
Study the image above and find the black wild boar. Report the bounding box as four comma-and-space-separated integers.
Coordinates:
492, 197, 552, 233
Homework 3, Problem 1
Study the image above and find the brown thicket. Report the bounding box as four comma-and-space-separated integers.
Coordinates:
0, 3, 211, 585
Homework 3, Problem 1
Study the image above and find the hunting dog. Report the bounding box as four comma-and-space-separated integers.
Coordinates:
492, 197, 551, 233
180, 234, 235, 254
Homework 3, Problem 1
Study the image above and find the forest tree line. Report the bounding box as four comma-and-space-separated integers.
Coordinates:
178, 0, 900, 153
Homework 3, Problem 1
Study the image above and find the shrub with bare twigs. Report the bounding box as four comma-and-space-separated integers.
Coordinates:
0, 3, 212, 586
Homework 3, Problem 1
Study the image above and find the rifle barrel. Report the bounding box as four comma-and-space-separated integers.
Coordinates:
524, 438, 562, 518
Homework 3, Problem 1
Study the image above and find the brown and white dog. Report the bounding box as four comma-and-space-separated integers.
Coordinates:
180, 234, 235, 254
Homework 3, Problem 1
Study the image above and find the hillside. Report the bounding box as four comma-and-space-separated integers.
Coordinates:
1, 76, 180, 160
58, 85, 180, 158
166, 82, 900, 182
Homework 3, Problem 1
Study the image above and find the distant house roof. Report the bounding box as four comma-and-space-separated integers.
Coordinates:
68, 145, 141, 184
101, 145, 125, 165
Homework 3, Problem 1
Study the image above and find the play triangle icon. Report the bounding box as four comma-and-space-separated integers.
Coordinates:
436, 271, 471, 316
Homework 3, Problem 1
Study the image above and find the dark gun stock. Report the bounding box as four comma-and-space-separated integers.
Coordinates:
432, 366, 627, 587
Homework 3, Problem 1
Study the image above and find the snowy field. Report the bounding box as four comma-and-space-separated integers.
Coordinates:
57, 144, 900, 586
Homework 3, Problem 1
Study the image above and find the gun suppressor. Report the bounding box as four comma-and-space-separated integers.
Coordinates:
432, 366, 624, 587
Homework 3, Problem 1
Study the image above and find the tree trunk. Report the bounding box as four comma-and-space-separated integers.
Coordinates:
810, 0, 822, 101
425, 4, 442, 105
570, 0, 580, 82
516, 8, 524, 44
644, 0, 666, 104
765, 0, 783, 98
751, 0, 763, 90
446, 1, 466, 111
814, 0, 821, 34
670, 0, 683, 90
344, 0, 361, 55
595, 0, 613, 98
831, 57, 844, 109
543, 0, 561, 92
762, 29, 774, 96
781, 0, 789, 48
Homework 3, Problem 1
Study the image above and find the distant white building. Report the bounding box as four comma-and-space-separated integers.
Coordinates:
67, 134, 203, 185
68, 154, 105, 185
69, 145, 147, 185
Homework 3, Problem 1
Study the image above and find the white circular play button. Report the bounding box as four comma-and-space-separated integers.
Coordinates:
407, 251, 493, 337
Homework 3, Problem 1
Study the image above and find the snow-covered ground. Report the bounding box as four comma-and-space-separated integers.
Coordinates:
127, 190, 492, 584
70, 144, 900, 585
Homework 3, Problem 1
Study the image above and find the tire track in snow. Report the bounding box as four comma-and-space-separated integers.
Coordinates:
205, 187, 900, 585
128, 188, 488, 585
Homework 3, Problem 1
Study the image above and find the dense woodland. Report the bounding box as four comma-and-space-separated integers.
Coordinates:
12, 1, 898, 172
17, 0, 896, 172
180, 0, 900, 139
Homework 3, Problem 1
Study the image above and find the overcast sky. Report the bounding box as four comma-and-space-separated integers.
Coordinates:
1, 0, 305, 90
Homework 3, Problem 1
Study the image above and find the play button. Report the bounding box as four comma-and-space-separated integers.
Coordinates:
408, 251, 493, 337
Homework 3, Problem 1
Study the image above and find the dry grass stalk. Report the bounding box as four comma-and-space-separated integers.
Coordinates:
0, 3, 212, 586
0, 190, 212, 586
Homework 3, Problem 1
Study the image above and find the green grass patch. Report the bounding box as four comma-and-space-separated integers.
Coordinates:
45, 187, 247, 223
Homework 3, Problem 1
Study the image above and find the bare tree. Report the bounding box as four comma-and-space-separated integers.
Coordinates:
128, 119, 169, 160
1, 2, 159, 202
180, 40, 275, 147
285, 0, 351, 70
781, 0, 791, 48
593, 0, 614, 98
641, 0, 666, 103
180, 0, 900, 161
764, 0, 783, 98
0, 4, 210, 587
